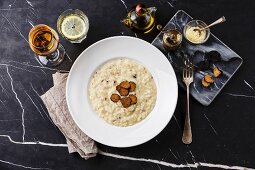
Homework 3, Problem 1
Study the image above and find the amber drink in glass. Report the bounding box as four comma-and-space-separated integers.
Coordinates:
29, 24, 65, 66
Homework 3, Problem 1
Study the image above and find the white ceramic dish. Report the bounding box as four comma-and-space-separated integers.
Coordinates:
66, 36, 178, 147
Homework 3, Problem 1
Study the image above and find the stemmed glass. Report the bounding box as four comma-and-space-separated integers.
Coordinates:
28, 24, 65, 67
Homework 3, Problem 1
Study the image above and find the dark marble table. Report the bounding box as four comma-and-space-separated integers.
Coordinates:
0, 0, 255, 169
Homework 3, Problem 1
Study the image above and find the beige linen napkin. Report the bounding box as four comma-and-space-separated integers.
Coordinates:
40, 72, 98, 159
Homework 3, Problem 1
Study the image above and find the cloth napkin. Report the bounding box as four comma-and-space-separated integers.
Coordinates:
40, 72, 98, 159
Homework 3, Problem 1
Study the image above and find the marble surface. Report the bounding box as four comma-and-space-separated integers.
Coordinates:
0, 0, 255, 169
152, 10, 243, 106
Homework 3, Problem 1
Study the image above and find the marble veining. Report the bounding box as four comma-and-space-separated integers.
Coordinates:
1, 132, 253, 169
0, 0, 255, 169
6, 65, 26, 142
0, 134, 68, 147
203, 112, 218, 135
119, 0, 128, 10
244, 80, 254, 91
98, 150, 254, 170
152, 10, 243, 106
0, 159, 52, 170
225, 93, 255, 99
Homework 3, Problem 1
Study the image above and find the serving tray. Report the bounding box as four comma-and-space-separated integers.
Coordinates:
152, 10, 243, 106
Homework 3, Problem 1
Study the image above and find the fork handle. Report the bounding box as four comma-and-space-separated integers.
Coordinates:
182, 85, 192, 144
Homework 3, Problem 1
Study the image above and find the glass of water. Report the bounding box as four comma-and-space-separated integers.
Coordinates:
57, 9, 89, 43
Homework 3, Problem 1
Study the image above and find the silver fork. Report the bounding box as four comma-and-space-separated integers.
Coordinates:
182, 59, 194, 144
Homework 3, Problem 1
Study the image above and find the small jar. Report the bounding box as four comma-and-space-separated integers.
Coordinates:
163, 29, 182, 51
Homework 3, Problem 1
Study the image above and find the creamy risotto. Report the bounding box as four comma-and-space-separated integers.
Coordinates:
89, 58, 157, 127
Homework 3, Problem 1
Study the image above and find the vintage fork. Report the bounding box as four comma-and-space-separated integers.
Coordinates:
182, 59, 194, 144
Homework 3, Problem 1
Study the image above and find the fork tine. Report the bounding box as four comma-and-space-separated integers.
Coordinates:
183, 68, 186, 78
188, 60, 193, 77
191, 65, 194, 78
189, 66, 192, 78
183, 67, 185, 78
183, 58, 194, 79
186, 67, 189, 78
183, 60, 188, 78
187, 68, 189, 78
191, 63, 194, 77
183, 64, 187, 77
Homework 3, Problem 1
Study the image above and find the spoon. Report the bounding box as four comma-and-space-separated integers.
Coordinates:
193, 16, 226, 33
156, 24, 168, 33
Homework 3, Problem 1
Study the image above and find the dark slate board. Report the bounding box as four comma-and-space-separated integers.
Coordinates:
152, 10, 243, 106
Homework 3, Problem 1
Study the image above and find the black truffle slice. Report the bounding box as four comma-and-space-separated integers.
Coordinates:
120, 81, 130, 89
204, 74, 214, 83
213, 66, 222, 77
129, 94, 137, 105
202, 78, 210, 87
197, 60, 210, 70
206, 51, 221, 62
110, 94, 120, 102
129, 81, 136, 92
120, 97, 132, 108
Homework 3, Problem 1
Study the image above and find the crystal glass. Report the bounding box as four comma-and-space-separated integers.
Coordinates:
28, 24, 65, 67
57, 9, 89, 43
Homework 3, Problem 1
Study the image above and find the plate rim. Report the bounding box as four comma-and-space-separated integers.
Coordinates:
66, 36, 178, 147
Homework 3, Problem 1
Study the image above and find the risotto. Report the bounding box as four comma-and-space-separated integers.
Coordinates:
89, 58, 157, 127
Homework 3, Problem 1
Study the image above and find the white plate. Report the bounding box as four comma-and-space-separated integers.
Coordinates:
66, 36, 178, 147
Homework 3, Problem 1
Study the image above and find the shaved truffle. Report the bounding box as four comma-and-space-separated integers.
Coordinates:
213, 66, 222, 77
110, 94, 120, 102
202, 78, 210, 87
206, 51, 221, 62
116, 85, 121, 92
197, 60, 210, 70
120, 81, 130, 89
112, 80, 138, 107
204, 74, 214, 83
116, 85, 128, 96
129, 81, 136, 92
119, 87, 129, 96
120, 97, 132, 108
129, 94, 137, 105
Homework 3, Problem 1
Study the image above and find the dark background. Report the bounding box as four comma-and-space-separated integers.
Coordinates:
0, 0, 255, 169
